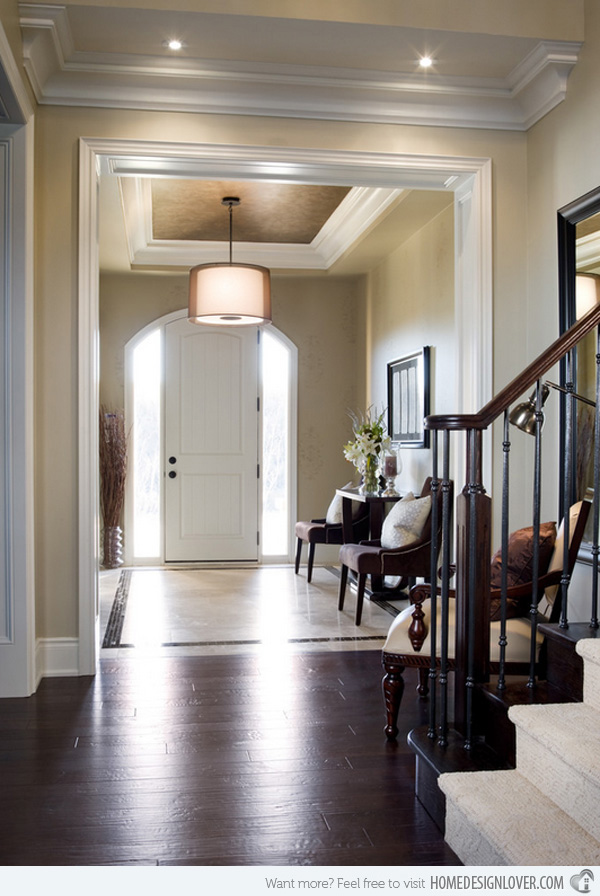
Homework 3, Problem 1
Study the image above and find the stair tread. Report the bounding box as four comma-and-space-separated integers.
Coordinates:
509, 702, 600, 787
480, 679, 577, 707
577, 637, 600, 664
440, 769, 600, 865
538, 623, 600, 647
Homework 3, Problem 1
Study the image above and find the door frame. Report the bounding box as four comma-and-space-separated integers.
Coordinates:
79, 139, 493, 674
123, 311, 298, 566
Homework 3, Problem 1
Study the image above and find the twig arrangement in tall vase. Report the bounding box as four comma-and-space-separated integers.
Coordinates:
343, 406, 391, 495
99, 406, 129, 569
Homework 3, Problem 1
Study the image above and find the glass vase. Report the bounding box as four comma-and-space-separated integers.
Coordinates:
381, 448, 400, 496
359, 455, 380, 495
102, 525, 123, 569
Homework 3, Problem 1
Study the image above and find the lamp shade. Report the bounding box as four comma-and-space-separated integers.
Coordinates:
508, 383, 549, 435
188, 262, 271, 326
576, 273, 600, 319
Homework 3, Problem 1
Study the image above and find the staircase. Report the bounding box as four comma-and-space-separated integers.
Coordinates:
439, 638, 600, 865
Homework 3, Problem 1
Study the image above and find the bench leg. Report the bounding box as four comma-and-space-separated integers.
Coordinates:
417, 667, 429, 698
382, 658, 405, 740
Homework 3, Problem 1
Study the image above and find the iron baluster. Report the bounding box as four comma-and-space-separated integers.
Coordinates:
427, 429, 439, 740
497, 411, 511, 691
438, 430, 452, 747
592, 325, 600, 630
560, 352, 574, 628
528, 380, 544, 686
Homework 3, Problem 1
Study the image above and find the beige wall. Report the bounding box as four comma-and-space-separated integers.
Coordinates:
100, 271, 366, 537
366, 202, 455, 494
35, 104, 529, 638
522, 0, 600, 614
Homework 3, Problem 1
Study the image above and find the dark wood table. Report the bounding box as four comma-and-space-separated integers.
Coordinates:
335, 486, 403, 544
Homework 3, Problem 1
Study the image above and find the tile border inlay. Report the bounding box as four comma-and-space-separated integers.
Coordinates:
102, 567, 394, 650
102, 569, 131, 648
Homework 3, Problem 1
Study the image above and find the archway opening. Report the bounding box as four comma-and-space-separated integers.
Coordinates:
125, 316, 297, 565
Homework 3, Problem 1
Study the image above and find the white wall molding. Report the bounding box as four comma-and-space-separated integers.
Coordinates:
35, 637, 80, 684
77, 139, 100, 677
0, 17, 34, 123
21, 5, 580, 132
78, 139, 493, 673
0, 123, 36, 698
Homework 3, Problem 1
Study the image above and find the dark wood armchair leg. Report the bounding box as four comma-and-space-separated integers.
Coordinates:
307, 543, 316, 582
294, 537, 303, 575
417, 667, 429, 698
382, 659, 405, 740
355, 574, 367, 625
338, 565, 348, 610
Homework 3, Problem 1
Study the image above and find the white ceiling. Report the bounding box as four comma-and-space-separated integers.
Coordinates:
20, 2, 581, 130
10, 1, 584, 277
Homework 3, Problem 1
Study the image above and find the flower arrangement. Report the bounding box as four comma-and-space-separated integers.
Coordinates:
344, 406, 391, 493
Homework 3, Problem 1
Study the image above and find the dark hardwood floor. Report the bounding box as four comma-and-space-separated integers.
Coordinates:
0, 649, 459, 866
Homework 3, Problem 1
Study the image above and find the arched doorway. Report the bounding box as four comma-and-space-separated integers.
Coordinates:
124, 311, 297, 566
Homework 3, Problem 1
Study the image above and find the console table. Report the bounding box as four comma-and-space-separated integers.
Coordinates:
335, 486, 402, 544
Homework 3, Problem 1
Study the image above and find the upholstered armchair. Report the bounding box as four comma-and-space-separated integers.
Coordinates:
295, 485, 370, 582
381, 499, 590, 739
338, 477, 450, 625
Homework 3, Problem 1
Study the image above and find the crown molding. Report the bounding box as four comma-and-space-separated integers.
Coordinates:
20, 5, 581, 131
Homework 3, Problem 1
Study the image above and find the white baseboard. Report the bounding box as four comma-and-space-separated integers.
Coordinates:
35, 637, 80, 685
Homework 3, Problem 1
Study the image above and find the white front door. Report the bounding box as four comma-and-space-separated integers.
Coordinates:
164, 319, 259, 562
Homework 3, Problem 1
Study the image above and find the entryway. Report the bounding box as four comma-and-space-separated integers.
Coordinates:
99, 565, 400, 655
124, 312, 297, 566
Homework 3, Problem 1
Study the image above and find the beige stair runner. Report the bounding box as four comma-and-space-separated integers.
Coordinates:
439, 639, 600, 865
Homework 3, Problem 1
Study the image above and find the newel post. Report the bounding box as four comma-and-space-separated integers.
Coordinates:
454, 428, 491, 743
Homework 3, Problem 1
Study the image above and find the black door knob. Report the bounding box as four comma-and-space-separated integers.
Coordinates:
169, 456, 177, 464
168, 470, 177, 479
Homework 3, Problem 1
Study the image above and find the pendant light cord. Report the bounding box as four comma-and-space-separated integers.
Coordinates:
228, 201, 233, 264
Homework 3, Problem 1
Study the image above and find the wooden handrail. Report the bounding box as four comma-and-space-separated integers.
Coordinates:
426, 301, 600, 431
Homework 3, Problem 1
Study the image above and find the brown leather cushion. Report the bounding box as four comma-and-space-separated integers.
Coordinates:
488, 521, 557, 621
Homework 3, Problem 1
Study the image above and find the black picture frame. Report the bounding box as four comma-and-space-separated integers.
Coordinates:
387, 347, 430, 448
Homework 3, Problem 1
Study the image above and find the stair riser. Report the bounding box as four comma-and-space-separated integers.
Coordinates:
444, 799, 508, 866
441, 770, 600, 866
582, 660, 600, 712
515, 729, 600, 834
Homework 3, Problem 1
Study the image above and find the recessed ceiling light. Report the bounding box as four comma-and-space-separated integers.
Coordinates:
419, 56, 433, 69
163, 39, 184, 51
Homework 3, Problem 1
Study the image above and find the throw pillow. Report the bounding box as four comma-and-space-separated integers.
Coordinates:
541, 501, 584, 613
380, 493, 431, 550
325, 483, 361, 524
488, 520, 557, 621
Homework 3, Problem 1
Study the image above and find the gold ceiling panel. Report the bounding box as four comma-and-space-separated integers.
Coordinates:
151, 180, 351, 244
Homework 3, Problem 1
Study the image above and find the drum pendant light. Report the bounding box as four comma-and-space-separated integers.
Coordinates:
188, 197, 272, 326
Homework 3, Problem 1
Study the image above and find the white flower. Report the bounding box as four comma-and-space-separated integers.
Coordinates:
343, 406, 391, 471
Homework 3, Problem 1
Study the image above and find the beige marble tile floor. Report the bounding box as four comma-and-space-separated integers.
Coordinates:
100, 564, 408, 658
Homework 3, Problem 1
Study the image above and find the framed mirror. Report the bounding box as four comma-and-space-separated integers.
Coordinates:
557, 186, 600, 548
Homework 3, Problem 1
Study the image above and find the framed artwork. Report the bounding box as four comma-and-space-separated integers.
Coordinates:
387, 347, 431, 448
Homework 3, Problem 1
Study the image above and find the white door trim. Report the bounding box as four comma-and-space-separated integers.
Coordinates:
0, 122, 36, 696
123, 311, 298, 566
79, 139, 493, 674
